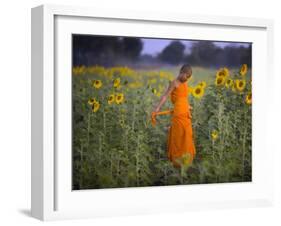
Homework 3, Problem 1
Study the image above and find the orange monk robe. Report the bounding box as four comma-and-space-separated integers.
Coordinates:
151, 81, 196, 168
168, 81, 196, 167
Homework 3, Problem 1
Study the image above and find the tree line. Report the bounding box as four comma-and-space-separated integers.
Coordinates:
73, 35, 251, 68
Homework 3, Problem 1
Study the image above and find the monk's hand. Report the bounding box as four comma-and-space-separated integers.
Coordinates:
189, 105, 193, 110
153, 107, 160, 114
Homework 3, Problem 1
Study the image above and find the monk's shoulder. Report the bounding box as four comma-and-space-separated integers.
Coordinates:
169, 79, 178, 88
164, 79, 176, 96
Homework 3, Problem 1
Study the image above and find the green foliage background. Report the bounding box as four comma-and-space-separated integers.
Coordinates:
72, 66, 252, 190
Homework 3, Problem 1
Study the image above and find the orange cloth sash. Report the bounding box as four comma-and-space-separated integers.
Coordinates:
151, 109, 173, 127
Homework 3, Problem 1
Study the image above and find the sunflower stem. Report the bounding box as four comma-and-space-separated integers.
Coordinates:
80, 143, 84, 189
116, 156, 120, 181
110, 152, 113, 180
218, 102, 224, 160
164, 164, 167, 185
136, 134, 140, 186
180, 165, 186, 184
212, 139, 215, 161
132, 104, 136, 131
98, 134, 102, 166
241, 110, 247, 180
103, 107, 106, 135
87, 111, 92, 149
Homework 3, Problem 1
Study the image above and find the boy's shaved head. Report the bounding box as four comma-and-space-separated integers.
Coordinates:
180, 64, 192, 76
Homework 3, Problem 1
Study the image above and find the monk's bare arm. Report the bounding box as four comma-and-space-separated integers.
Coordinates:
153, 81, 176, 112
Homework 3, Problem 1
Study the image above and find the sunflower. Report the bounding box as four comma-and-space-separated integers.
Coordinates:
119, 118, 125, 128
107, 94, 115, 104
245, 92, 252, 105
151, 88, 157, 95
115, 93, 124, 104
88, 98, 97, 105
211, 130, 218, 140
223, 67, 229, 77
239, 64, 248, 76
235, 79, 246, 92
215, 76, 226, 86
192, 85, 204, 99
92, 101, 100, 112
93, 79, 102, 89
232, 85, 237, 92
182, 153, 192, 166
188, 86, 194, 95
216, 70, 225, 78
216, 67, 229, 78
225, 78, 234, 88
198, 81, 207, 88
113, 78, 121, 88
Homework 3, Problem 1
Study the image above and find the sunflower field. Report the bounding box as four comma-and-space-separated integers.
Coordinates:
72, 64, 252, 189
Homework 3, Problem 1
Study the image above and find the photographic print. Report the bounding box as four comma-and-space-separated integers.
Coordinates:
72, 35, 252, 190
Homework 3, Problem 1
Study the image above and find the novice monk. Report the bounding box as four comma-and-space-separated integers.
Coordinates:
152, 64, 196, 168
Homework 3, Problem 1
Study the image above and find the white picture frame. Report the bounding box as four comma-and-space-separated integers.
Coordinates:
31, 3, 274, 221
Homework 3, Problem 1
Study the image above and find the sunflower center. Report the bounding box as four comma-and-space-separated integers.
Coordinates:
195, 88, 201, 94
239, 81, 243, 87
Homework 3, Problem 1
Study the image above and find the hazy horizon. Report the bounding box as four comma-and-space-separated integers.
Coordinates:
140, 38, 251, 56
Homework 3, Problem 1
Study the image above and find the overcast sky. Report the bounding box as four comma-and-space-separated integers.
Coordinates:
140, 38, 251, 56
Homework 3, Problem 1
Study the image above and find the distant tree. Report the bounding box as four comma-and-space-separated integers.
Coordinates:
72, 35, 143, 66
122, 37, 143, 61
158, 41, 185, 65
184, 41, 220, 67
72, 35, 123, 66
239, 45, 252, 68
184, 41, 252, 68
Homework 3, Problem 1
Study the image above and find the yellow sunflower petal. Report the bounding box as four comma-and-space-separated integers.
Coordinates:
113, 78, 121, 88
225, 78, 234, 88
215, 76, 226, 86
115, 93, 124, 104
240, 64, 248, 76
245, 92, 252, 105
92, 101, 100, 112
211, 130, 218, 140
198, 81, 207, 88
107, 94, 115, 104
192, 85, 204, 99
235, 79, 246, 92
93, 79, 102, 89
